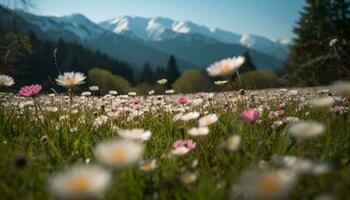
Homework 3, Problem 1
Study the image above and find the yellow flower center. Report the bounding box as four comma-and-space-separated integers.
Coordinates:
108, 149, 127, 162
142, 162, 154, 171
68, 176, 90, 192
66, 78, 77, 86
220, 65, 233, 74
256, 175, 281, 196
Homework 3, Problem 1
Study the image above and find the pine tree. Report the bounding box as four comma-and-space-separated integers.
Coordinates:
288, 0, 350, 85
154, 66, 166, 81
239, 51, 256, 73
138, 62, 154, 84
165, 55, 180, 86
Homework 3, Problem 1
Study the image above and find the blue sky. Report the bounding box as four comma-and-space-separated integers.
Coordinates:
29, 0, 305, 40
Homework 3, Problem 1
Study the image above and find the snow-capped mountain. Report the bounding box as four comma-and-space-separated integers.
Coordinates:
17, 11, 106, 41
99, 16, 290, 60
10, 10, 286, 72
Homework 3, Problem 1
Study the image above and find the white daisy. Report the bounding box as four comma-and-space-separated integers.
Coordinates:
171, 146, 190, 156
214, 80, 228, 86
157, 79, 167, 85
94, 140, 144, 168
311, 97, 336, 107
180, 112, 200, 121
333, 81, 350, 97
198, 114, 218, 127
118, 129, 152, 142
207, 56, 245, 76
56, 72, 86, 88
288, 121, 325, 140
0, 74, 15, 87
188, 127, 209, 136
89, 86, 99, 91
223, 135, 241, 151
108, 90, 118, 95
165, 89, 175, 94
233, 169, 297, 200
48, 165, 111, 199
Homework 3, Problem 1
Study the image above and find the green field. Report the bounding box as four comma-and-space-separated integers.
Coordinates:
0, 87, 349, 200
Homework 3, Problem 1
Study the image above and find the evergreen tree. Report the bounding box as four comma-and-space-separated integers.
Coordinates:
287, 0, 350, 85
138, 62, 154, 84
239, 51, 256, 73
154, 66, 166, 81
165, 55, 180, 86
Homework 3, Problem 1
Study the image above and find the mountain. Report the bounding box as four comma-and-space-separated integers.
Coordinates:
146, 34, 284, 72
8, 10, 286, 73
14, 10, 197, 71
99, 16, 290, 61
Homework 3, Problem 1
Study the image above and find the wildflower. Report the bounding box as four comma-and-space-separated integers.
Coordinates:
139, 159, 157, 171
233, 169, 296, 200
48, 165, 111, 199
329, 38, 338, 47
56, 72, 86, 88
180, 173, 197, 184
130, 97, 141, 105
108, 90, 118, 95
0, 74, 15, 86
81, 91, 91, 96
148, 90, 155, 95
272, 155, 331, 175
173, 139, 196, 149
191, 159, 199, 168
288, 121, 325, 140
283, 117, 299, 124
240, 109, 260, 123
94, 140, 144, 168
214, 80, 228, 86
176, 96, 191, 105
180, 111, 200, 121
117, 129, 152, 142
157, 79, 168, 85
198, 114, 218, 127
165, 89, 175, 94
19, 84, 42, 97
128, 92, 137, 96
89, 86, 99, 91
171, 146, 191, 156
222, 135, 241, 151
93, 115, 109, 128
188, 127, 209, 136
191, 98, 204, 107
333, 81, 350, 97
311, 97, 336, 107
172, 139, 196, 156
207, 56, 245, 76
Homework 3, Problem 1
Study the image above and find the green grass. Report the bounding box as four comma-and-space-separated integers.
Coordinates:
0, 91, 350, 200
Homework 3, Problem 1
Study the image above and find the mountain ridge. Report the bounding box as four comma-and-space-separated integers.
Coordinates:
99, 15, 290, 61
11, 9, 287, 73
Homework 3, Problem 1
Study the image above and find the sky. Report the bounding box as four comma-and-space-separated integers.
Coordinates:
27, 0, 305, 40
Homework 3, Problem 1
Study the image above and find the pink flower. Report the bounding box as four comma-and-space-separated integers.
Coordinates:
277, 103, 286, 110
19, 84, 42, 97
131, 97, 141, 105
176, 96, 191, 105
195, 92, 205, 98
240, 109, 260, 123
173, 139, 196, 150
276, 110, 285, 116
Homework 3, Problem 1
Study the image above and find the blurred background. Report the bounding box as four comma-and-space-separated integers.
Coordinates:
0, 0, 349, 94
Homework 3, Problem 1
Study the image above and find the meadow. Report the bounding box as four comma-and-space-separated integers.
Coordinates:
0, 80, 350, 199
